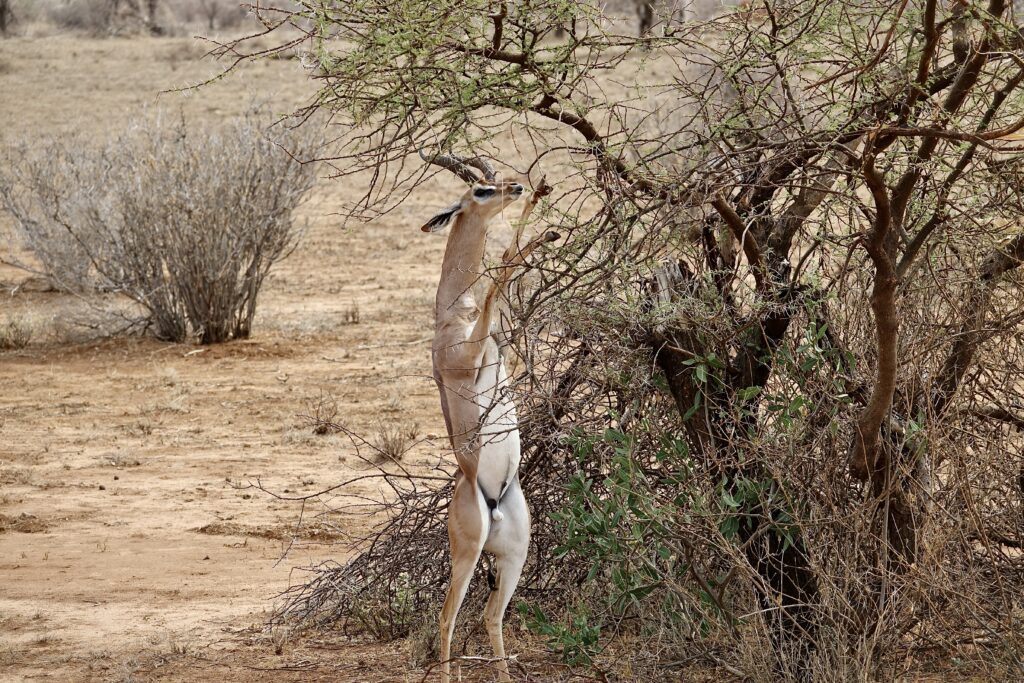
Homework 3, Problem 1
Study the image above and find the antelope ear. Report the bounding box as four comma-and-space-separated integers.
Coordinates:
420, 202, 463, 233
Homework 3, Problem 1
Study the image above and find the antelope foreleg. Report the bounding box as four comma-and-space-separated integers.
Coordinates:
465, 229, 560, 351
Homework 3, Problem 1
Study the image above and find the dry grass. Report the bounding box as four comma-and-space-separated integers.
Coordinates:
0, 513, 48, 533
372, 422, 419, 462
0, 316, 32, 349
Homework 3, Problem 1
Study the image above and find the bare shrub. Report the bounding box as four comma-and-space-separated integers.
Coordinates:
307, 391, 340, 435
46, 0, 169, 35
341, 304, 360, 325
46, 0, 116, 34
7, 0, 48, 25
0, 113, 320, 344
176, 0, 248, 31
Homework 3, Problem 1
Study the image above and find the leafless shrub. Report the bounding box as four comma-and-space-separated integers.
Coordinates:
176, 0, 248, 31
46, 0, 115, 34
0, 112, 320, 344
341, 304, 360, 325
307, 391, 340, 435
46, 0, 169, 36
6, 0, 48, 26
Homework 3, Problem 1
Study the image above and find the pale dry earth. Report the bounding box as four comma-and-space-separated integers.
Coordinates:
0, 34, 529, 682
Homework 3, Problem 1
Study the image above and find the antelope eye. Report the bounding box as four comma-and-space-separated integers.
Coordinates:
473, 186, 496, 198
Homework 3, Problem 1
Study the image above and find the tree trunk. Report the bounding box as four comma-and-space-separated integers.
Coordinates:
649, 261, 820, 671
1, 0, 12, 35
146, 0, 162, 34
637, 1, 655, 36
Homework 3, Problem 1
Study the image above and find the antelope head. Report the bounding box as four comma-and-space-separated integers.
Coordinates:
418, 150, 526, 233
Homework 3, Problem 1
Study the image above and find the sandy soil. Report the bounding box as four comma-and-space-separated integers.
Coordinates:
0, 34, 506, 682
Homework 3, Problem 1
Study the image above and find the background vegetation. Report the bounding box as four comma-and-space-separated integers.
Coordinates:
0, 113, 319, 343
0, 0, 250, 36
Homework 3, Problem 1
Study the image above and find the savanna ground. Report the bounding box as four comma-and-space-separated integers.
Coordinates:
0, 33, 552, 682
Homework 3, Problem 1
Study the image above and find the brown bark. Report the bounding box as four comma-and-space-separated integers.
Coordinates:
711, 195, 768, 291
648, 262, 819, 660
849, 147, 900, 481
931, 234, 1024, 415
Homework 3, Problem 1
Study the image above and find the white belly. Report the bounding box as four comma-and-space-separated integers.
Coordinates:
470, 332, 521, 501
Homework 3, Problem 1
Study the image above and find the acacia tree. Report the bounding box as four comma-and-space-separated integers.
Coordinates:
227, 1, 1024, 679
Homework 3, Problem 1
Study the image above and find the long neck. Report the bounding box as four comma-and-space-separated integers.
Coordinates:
435, 210, 488, 319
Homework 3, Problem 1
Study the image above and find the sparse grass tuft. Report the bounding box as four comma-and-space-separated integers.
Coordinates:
406, 605, 439, 668
0, 316, 33, 349
307, 390, 341, 435
269, 625, 291, 656
342, 304, 360, 325
372, 422, 418, 462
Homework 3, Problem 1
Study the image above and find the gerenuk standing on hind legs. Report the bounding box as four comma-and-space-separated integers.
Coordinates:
418, 150, 556, 682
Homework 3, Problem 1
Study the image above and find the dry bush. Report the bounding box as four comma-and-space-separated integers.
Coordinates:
175, 0, 248, 31
46, 0, 116, 34
45, 0, 172, 36
307, 391, 340, 435
6, 0, 46, 24
0, 112, 320, 344
341, 304, 360, 325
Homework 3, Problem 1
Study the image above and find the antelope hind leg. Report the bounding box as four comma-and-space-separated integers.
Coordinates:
440, 479, 486, 682
482, 479, 530, 683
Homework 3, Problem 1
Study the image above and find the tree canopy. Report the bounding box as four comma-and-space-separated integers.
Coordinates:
230, 1, 1024, 679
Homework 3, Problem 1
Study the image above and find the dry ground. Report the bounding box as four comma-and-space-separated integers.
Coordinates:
0, 34, 562, 682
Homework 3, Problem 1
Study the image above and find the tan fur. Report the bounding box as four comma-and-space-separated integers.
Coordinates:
424, 177, 552, 682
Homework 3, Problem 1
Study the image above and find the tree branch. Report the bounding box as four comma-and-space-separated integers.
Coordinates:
930, 233, 1024, 416
850, 144, 900, 481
